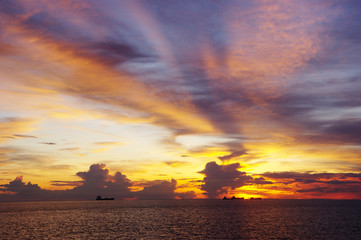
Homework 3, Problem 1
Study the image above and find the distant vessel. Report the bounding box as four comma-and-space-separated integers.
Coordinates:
250, 197, 262, 200
96, 195, 114, 200
223, 196, 244, 200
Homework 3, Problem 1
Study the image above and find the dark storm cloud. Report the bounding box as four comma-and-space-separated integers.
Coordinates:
199, 161, 253, 198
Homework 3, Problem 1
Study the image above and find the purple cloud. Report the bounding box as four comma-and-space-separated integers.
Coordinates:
136, 179, 177, 200
199, 161, 252, 198
0, 164, 184, 201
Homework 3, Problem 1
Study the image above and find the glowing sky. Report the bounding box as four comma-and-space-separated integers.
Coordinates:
1, 0, 361, 200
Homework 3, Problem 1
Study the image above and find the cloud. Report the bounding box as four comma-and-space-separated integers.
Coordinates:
136, 179, 177, 200
13, 134, 37, 138
254, 177, 273, 185
0, 118, 37, 143
0, 176, 51, 201
218, 150, 246, 161
39, 142, 56, 145
1, 0, 361, 201
50, 181, 83, 187
94, 142, 123, 146
0, 164, 183, 201
261, 172, 361, 184
59, 147, 79, 151
92, 142, 124, 153
322, 120, 361, 144
199, 161, 253, 198
259, 171, 361, 198
88, 41, 147, 65
176, 191, 196, 200
164, 161, 189, 167
72, 164, 132, 199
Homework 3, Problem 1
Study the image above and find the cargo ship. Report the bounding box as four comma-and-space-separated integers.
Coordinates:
223, 196, 244, 200
96, 195, 114, 200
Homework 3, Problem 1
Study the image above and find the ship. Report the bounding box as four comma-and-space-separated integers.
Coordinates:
223, 196, 244, 200
96, 195, 115, 200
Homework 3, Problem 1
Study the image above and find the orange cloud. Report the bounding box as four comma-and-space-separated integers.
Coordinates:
0, 118, 38, 143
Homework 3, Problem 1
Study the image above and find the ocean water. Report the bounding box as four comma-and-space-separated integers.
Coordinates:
1, 199, 361, 239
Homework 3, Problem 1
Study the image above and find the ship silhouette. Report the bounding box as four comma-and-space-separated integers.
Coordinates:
96, 195, 114, 200
223, 196, 244, 200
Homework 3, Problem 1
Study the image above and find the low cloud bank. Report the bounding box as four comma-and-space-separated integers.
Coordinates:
0, 164, 189, 201
2, 163, 361, 201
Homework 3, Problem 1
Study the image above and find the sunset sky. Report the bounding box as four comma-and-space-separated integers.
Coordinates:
1, 0, 361, 201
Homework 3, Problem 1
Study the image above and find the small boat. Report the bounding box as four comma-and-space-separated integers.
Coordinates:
96, 195, 114, 200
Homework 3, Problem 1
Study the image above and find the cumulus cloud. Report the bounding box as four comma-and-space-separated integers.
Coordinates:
0, 164, 183, 201
0, 176, 52, 201
136, 179, 177, 200
71, 164, 132, 199
199, 161, 253, 198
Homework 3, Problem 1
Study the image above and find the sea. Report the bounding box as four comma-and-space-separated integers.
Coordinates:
1, 199, 361, 239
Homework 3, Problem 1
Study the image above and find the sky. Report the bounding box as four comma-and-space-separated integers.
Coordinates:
1, 0, 361, 201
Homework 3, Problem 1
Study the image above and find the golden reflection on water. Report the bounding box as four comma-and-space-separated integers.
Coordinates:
0, 200, 361, 239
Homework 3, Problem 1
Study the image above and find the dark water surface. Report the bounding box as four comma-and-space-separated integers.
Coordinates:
1, 199, 361, 239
